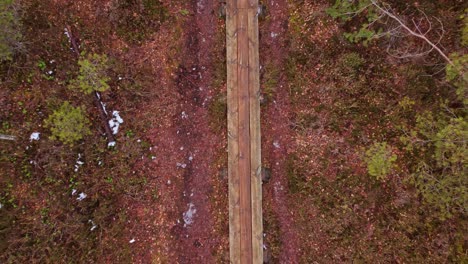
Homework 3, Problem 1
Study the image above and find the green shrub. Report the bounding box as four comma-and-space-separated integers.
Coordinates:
402, 111, 467, 219
446, 53, 468, 104
44, 101, 91, 145
339, 52, 365, 76
0, 0, 22, 61
462, 11, 468, 47
326, 0, 380, 45
364, 142, 397, 181
69, 53, 110, 94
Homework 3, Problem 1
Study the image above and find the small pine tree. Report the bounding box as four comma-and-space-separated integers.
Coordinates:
0, 0, 22, 61
44, 102, 91, 145
326, 0, 379, 45
364, 142, 397, 181
69, 53, 110, 94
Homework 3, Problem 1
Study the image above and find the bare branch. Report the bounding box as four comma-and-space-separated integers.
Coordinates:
370, 0, 454, 66
0, 134, 16, 141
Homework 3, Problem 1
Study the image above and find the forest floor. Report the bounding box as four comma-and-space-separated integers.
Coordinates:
0, 0, 466, 263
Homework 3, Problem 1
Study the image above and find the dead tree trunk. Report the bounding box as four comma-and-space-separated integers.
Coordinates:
0, 134, 16, 141
65, 26, 116, 145
93, 91, 116, 143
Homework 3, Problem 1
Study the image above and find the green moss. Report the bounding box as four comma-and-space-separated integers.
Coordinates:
286, 154, 311, 194
263, 205, 282, 262
208, 95, 227, 132
262, 63, 280, 102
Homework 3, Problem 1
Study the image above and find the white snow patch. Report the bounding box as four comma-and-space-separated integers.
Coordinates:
271, 32, 279, 38
273, 140, 281, 149
74, 153, 84, 172
64, 28, 71, 40
176, 162, 187, 169
181, 111, 188, 119
129, 238, 136, 243
273, 182, 284, 193
71, 189, 77, 195
188, 155, 193, 161
75, 153, 84, 172
100, 101, 108, 115
108, 141, 116, 148
30, 132, 40, 141
88, 220, 97, 231
77, 192, 87, 201
108, 111, 124, 135
183, 203, 197, 227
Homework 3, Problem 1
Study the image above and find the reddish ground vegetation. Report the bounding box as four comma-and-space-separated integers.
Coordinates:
0, 0, 466, 263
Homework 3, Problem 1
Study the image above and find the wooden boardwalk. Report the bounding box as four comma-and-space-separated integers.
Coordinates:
226, 0, 262, 263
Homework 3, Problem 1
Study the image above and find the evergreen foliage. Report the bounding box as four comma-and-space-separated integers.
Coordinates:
44, 101, 91, 145
326, 0, 379, 45
462, 11, 468, 47
364, 142, 396, 181
446, 53, 468, 104
69, 53, 110, 95
401, 111, 467, 219
0, 0, 22, 61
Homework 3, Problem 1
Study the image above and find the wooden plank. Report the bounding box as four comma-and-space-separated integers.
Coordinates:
248, 0, 258, 8
237, 0, 249, 9
237, 8, 253, 264
247, 6, 263, 264
227, 1, 261, 263
227, 1, 240, 263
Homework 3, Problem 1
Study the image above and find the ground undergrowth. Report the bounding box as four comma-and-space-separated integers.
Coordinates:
0, 0, 466, 263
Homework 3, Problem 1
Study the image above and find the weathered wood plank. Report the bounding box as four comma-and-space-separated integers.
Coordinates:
227, 1, 261, 263
237, 0, 249, 9
247, 6, 263, 264
237, 8, 253, 264
227, 1, 240, 263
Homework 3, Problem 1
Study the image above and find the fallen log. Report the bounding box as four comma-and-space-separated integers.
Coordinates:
65, 26, 116, 146
93, 91, 116, 144
0, 134, 16, 141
